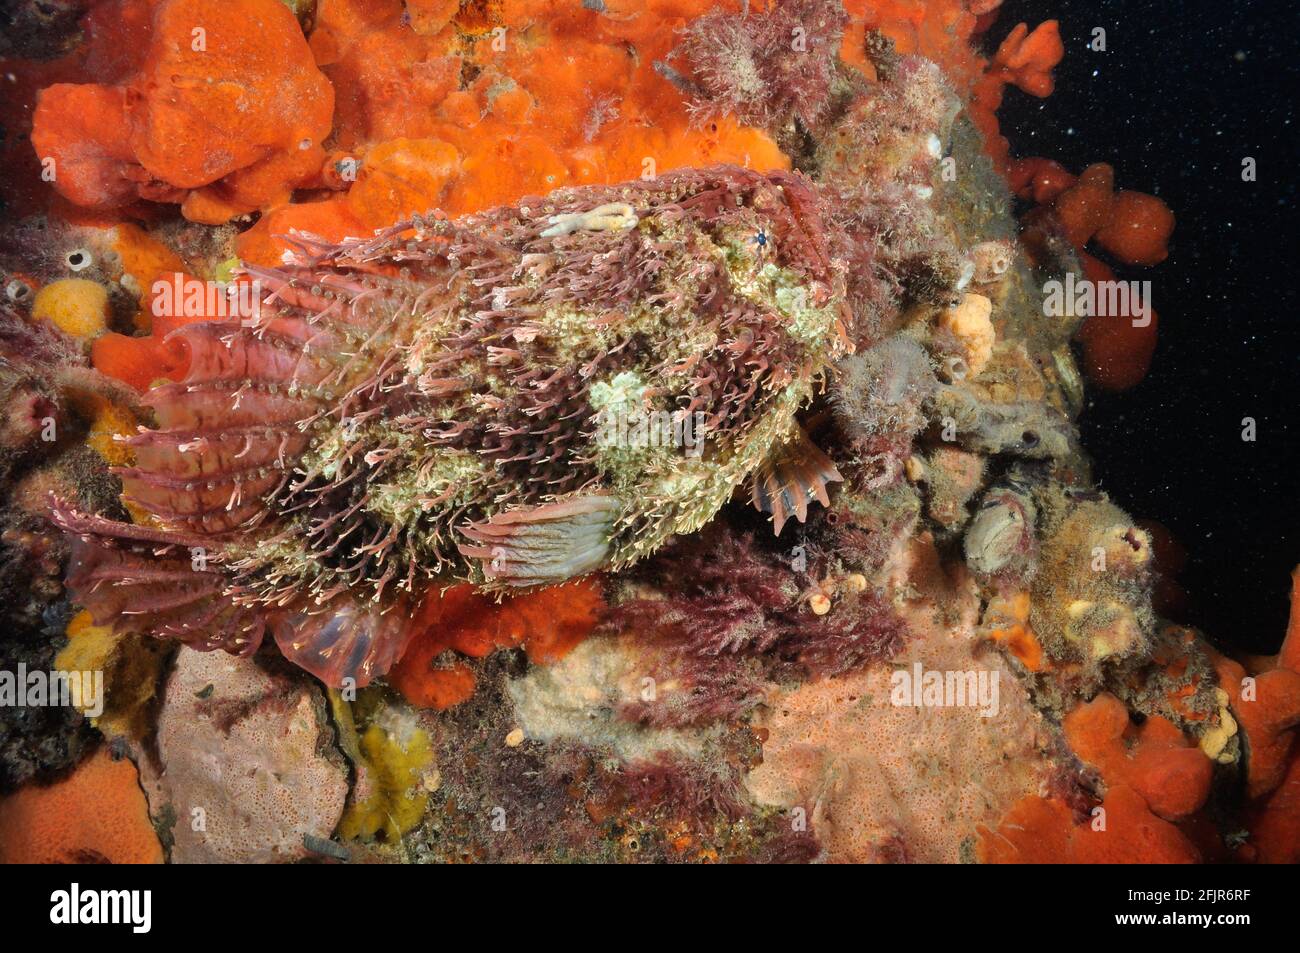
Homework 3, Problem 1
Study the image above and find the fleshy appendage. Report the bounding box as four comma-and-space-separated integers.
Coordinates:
113, 313, 337, 533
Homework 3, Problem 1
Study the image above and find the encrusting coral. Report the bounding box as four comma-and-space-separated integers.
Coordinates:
389, 580, 603, 710
744, 537, 1057, 863
150, 647, 350, 863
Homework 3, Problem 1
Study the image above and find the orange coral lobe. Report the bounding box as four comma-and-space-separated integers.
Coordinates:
976, 794, 1073, 863
128, 0, 333, 190
1070, 782, 1199, 864
1072, 252, 1159, 392
1234, 666, 1300, 799
1009, 157, 1075, 204
1051, 163, 1115, 248
31, 84, 138, 209
1062, 693, 1212, 822
1281, 566, 1300, 674
1247, 747, 1300, 864
978, 784, 1201, 865
346, 138, 462, 225
1129, 744, 1214, 821
991, 21, 1064, 97
982, 694, 1209, 863
30, 0, 333, 221
91, 332, 184, 392
91, 271, 247, 390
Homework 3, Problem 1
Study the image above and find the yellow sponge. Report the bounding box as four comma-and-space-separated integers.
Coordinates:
32, 278, 110, 339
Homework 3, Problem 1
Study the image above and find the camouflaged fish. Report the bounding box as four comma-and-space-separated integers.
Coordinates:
54, 166, 855, 686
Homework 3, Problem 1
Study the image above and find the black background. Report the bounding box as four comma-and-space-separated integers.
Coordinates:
0, 862, 1283, 935
997, 0, 1298, 653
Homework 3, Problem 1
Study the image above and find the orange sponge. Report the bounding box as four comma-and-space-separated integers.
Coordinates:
388, 579, 604, 710
1073, 251, 1159, 392
1051, 163, 1115, 248
31, 0, 334, 221
1063, 693, 1213, 822
31, 84, 140, 209
0, 748, 163, 864
1094, 190, 1176, 266
989, 21, 1064, 97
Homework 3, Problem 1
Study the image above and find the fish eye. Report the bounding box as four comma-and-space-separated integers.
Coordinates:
66, 248, 93, 272
5, 278, 32, 302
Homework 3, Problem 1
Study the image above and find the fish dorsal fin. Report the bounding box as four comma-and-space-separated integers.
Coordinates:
751, 426, 843, 535
457, 494, 619, 588
114, 315, 340, 535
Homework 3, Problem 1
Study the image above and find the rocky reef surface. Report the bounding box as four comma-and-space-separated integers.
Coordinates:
0, 0, 1295, 865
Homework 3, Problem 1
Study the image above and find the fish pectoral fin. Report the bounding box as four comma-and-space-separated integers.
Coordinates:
457, 494, 619, 587
751, 427, 843, 536
271, 596, 418, 689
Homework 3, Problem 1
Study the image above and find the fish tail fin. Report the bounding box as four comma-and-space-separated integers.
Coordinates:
49, 498, 265, 654
270, 594, 422, 689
